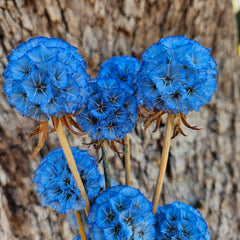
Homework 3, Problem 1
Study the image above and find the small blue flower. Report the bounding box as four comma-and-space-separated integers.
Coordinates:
137, 36, 218, 114
33, 147, 101, 214
155, 201, 211, 240
98, 56, 140, 94
76, 56, 140, 141
3, 36, 90, 121
88, 185, 156, 240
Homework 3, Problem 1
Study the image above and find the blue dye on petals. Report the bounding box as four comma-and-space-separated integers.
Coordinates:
155, 201, 211, 240
76, 56, 140, 141
137, 36, 218, 114
33, 147, 101, 214
88, 185, 156, 240
3, 36, 90, 121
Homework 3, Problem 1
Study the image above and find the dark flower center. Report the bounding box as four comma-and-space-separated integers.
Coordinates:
107, 213, 115, 222
186, 87, 193, 95
117, 204, 124, 211
165, 76, 172, 81
168, 226, 176, 232
64, 178, 70, 186
182, 230, 189, 238
56, 187, 62, 195
98, 103, 105, 113
66, 193, 72, 199
36, 83, 47, 92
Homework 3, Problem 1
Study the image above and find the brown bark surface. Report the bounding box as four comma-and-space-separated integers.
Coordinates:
0, 0, 239, 239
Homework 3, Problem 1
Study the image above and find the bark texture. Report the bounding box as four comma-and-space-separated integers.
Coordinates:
0, 0, 239, 239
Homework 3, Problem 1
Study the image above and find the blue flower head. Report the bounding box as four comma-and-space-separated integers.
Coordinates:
76, 56, 140, 141
33, 147, 101, 214
88, 185, 156, 240
3, 37, 90, 121
155, 201, 211, 240
137, 36, 218, 114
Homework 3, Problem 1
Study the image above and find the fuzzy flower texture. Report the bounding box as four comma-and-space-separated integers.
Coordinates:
155, 201, 211, 240
33, 147, 101, 214
88, 185, 156, 240
76, 56, 140, 141
3, 37, 89, 121
137, 36, 218, 114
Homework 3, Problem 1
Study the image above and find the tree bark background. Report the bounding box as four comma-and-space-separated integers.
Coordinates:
0, 0, 239, 239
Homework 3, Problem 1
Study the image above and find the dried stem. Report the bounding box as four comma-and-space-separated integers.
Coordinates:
101, 141, 111, 189
152, 114, 175, 215
124, 134, 131, 186
54, 118, 90, 215
75, 211, 87, 240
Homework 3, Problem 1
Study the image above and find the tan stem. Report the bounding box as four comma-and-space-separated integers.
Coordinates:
124, 134, 131, 186
152, 114, 175, 215
55, 120, 90, 215
75, 211, 87, 240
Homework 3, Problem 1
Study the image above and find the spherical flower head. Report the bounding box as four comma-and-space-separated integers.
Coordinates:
33, 147, 101, 214
137, 36, 218, 114
155, 201, 211, 240
98, 56, 141, 94
3, 36, 90, 121
76, 57, 140, 141
88, 185, 156, 240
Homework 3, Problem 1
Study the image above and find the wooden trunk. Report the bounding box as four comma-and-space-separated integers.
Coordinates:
0, 0, 239, 239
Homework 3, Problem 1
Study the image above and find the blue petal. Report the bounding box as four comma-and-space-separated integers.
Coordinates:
7, 55, 33, 80
88, 93, 113, 120
22, 68, 54, 105
61, 78, 80, 102
102, 89, 126, 107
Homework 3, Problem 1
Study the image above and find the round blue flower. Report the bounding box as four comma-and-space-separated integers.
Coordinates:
3, 36, 90, 121
155, 201, 211, 240
137, 36, 218, 114
88, 185, 156, 240
98, 56, 140, 94
76, 57, 140, 141
33, 147, 101, 214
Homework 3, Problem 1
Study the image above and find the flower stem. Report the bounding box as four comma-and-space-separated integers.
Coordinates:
101, 141, 111, 189
54, 119, 90, 215
124, 134, 131, 186
152, 114, 175, 215
75, 211, 87, 240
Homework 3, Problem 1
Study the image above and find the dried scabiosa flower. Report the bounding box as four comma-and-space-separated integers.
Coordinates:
155, 201, 211, 240
76, 56, 140, 154
137, 36, 218, 136
88, 185, 156, 240
33, 147, 101, 214
3, 36, 90, 155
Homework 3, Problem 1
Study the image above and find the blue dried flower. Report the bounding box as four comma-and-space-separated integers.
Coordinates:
88, 185, 156, 240
33, 147, 101, 214
98, 56, 140, 94
76, 56, 140, 141
155, 201, 211, 240
3, 36, 89, 121
137, 36, 218, 114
